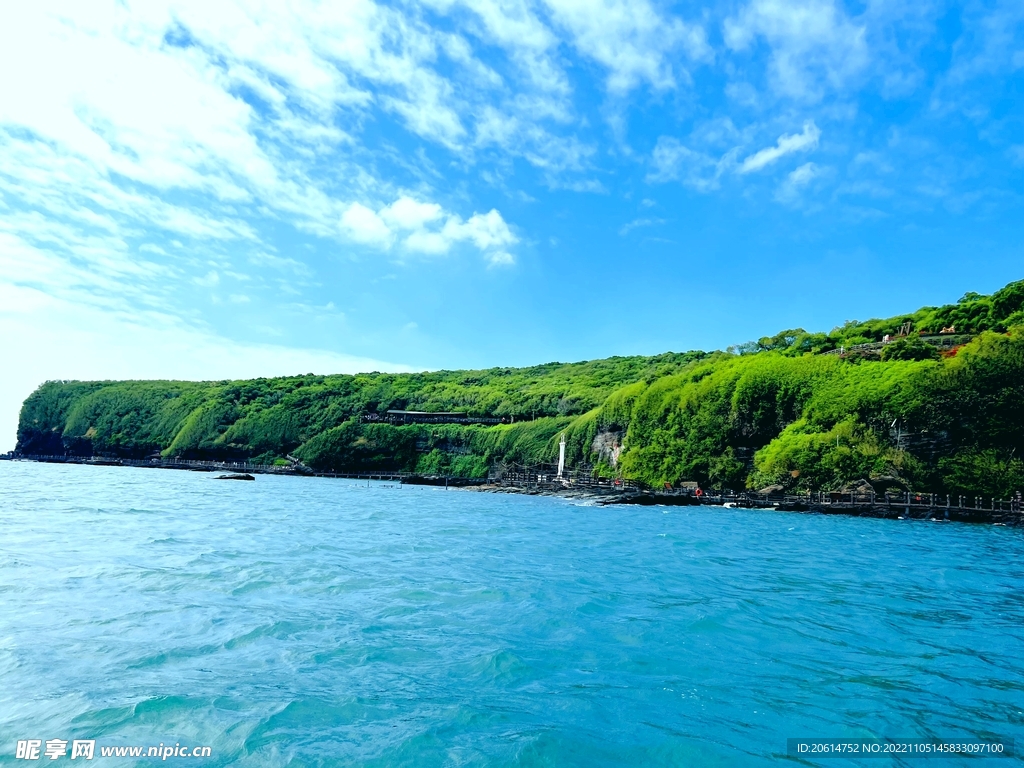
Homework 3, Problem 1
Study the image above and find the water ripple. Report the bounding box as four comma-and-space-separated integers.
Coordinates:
1, 462, 1023, 766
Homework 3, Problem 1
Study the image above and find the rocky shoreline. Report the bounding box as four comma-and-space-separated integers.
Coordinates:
464, 483, 1024, 525
7, 455, 1021, 526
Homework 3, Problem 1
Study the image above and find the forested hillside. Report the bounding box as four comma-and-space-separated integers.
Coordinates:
17, 280, 1024, 496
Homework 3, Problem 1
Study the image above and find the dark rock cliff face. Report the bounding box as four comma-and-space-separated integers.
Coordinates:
15, 425, 66, 456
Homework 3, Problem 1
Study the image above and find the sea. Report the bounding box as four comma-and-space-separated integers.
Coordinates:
1, 461, 1022, 766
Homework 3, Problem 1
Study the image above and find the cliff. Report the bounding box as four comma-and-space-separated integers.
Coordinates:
17, 280, 1024, 497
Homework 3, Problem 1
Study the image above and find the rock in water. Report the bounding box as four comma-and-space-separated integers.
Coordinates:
215, 473, 255, 481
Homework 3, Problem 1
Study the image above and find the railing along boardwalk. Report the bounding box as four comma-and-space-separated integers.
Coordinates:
495, 465, 645, 492
492, 464, 1024, 524
822, 333, 972, 357
614, 488, 1024, 525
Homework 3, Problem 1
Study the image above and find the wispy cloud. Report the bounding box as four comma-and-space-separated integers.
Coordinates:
775, 161, 822, 203
544, 0, 710, 95
648, 139, 735, 190
0, 0, 554, 375
739, 121, 821, 173
619, 217, 666, 235
724, 0, 868, 100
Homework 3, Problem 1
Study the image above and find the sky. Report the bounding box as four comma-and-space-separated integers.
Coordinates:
1, 0, 1023, 451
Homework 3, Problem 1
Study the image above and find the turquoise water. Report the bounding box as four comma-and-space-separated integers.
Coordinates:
1, 462, 1022, 766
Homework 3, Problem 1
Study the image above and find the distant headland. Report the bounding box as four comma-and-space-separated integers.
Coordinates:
13, 279, 1024, 503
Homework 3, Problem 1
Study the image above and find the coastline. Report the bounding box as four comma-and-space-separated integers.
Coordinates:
5, 454, 1023, 526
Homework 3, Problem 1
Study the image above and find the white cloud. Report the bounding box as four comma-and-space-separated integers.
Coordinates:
487, 251, 515, 267
194, 270, 220, 288
0, 136, 259, 244
0, 5, 277, 198
725, 81, 761, 107
775, 161, 821, 202
340, 198, 518, 261
341, 203, 394, 248
0, 0, 533, 311
648, 138, 736, 191
739, 121, 821, 173
649, 119, 823, 195
449, 209, 517, 249
159, 0, 584, 170
380, 196, 445, 230
618, 217, 665, 235
425, 0, 568, 96
544, 0, 710, 94
725, 0, 868, 100
0, 224, 172, 318
546, 177, 607, 193
473, 105, 595, 174
690, 117, 745, 150
943, 0, 1024, 84
403, 230, 451, 255
248, 252, 313, 276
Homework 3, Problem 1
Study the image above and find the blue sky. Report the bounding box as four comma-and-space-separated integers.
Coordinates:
1, 0, 1023, 449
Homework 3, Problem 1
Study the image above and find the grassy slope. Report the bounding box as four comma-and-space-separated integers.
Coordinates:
16, 281, 1024, 496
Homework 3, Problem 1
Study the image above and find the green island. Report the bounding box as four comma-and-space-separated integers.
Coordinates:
15, 279, 1024, 498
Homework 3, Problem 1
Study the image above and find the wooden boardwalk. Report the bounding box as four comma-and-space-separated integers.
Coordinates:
823, 333, 972, 357
605, 489, 1024, 525
493, 464, 1024, 525
496, 465, 645, 493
